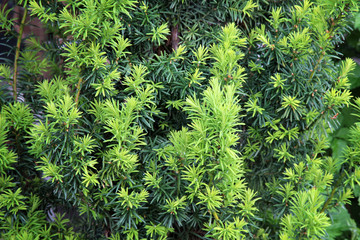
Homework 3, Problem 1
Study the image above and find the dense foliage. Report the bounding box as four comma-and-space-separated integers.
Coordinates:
1, 0, 360, 239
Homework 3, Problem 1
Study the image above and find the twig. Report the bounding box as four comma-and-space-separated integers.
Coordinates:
75, 78, 83, 107
320, 171, 345, 213
12, 6, 28, 101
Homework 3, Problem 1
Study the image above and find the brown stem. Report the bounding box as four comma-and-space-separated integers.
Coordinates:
212, 210, 220, 222
308, 15, 341, 83
171, 24, 179, 51
308, 52, 325, 81
320, 171, 345, 213
13, 6, 28, 101
75, 78, 83, 107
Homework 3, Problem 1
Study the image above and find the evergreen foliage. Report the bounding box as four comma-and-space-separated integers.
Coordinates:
1, 0, 360, 239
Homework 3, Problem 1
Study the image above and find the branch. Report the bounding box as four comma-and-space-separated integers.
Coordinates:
12, 6, 28, 101
75, 77, 83, 107
320, 171, 345, 213
171, 24, 179, 51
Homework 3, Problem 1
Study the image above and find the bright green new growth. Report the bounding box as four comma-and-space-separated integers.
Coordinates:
1, 0, 360, 239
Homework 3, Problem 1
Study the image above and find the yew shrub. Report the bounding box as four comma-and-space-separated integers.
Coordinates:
1, 0, 360, 239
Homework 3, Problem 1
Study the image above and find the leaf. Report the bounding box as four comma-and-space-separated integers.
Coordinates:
348, 63, 360, 90
326, 206, 360, 239
354, 12, 360, 30
147, 23, 170, 46
331, 138, 347, 160
334, 127, 350, 140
